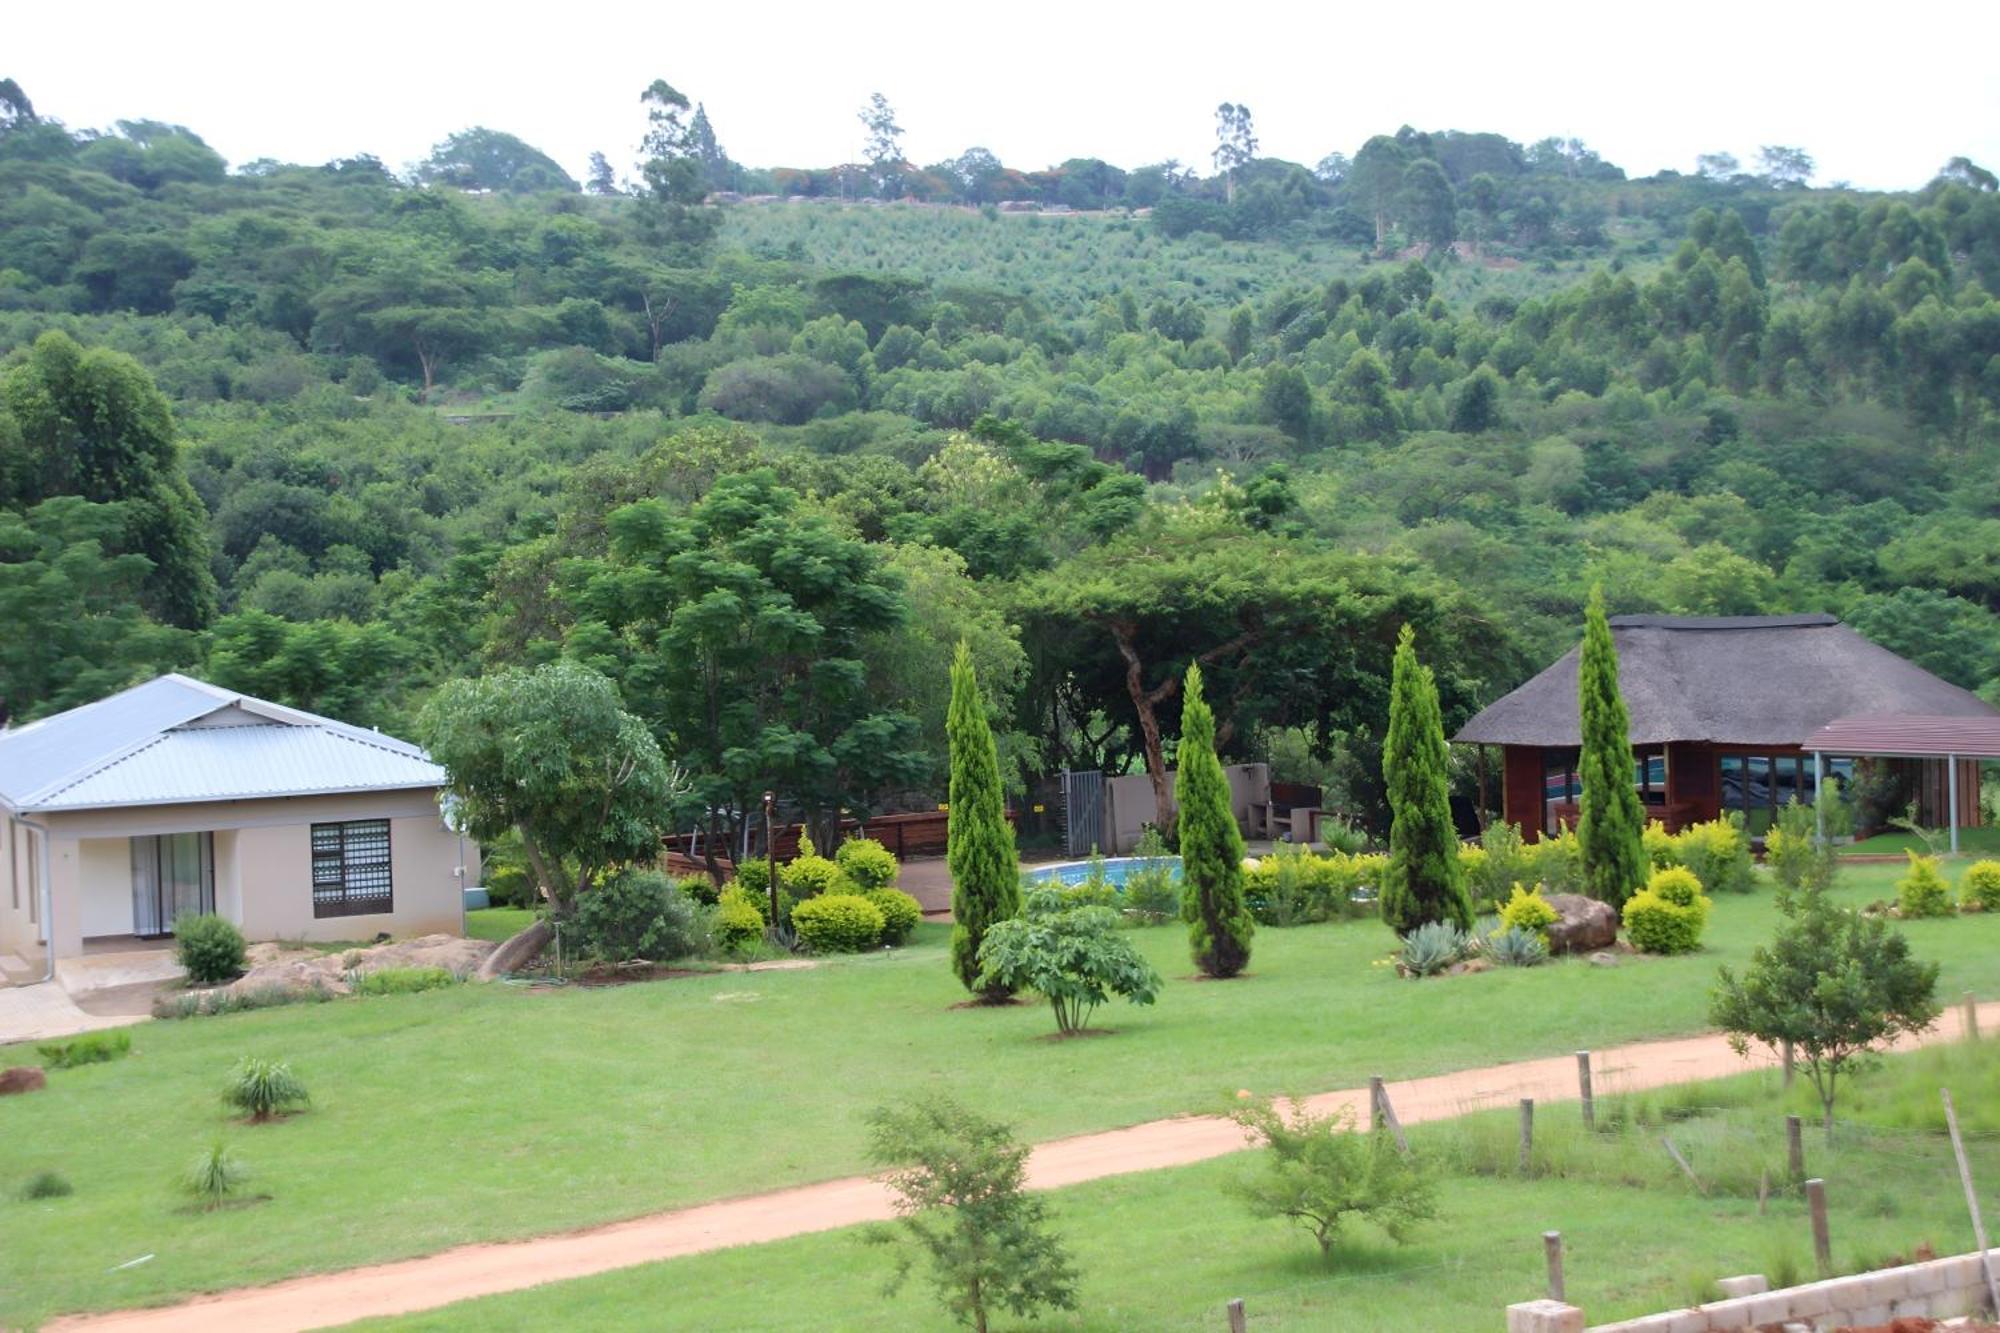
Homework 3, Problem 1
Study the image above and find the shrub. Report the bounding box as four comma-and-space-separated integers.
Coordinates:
175, 914, 246, 985
731, 857, 774, 901
20, 1170, 72, 1200
867, 888, 924, 945
570, 868, 710, 961
1320, 818, 1370, 855
1896, 852, 1954, 919
181, 1141, 247, 1211
351, 967, 456, 996
1962, 860, 2000, 912
1643, 819, 1681, 870
781, 836, 853, 901
1226, 1098, 1438, 1257
154, 983, 334, 1020
1399, 921, 1470, 977
1766, 799, 1836, 894
1122, 850, 1182, 926
836, 837, 900, 891
791, 892, 885, 953
1178, 664, 1256, 974
1675, 817, 1754, 895
1244, 848, 1380, 926
37, 1029, 132, 1069
1380, 629, 1473, 935
224, 1057, 310, 1122
947, 642, 1022, 999
715, 887, 768, 953
1527, 825, 1586, 895
1487, 925, 1548, 968
1498, 885, 1559, 942
975, 888, 1162, 1035
1464, 822, 1531, 911
676, 873, 721, 907
1622, 868, 1711, 955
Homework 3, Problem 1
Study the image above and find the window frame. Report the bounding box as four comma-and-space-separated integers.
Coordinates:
310, 819, 394, 919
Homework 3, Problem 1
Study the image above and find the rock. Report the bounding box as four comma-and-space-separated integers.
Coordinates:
0, 1065, 47, 1095
1543, 893, 1619, 954
1447, 957, 1494, 976
1586, 950, 1620, 968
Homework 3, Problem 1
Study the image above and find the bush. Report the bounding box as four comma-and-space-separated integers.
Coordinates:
1226, 1098, 1438, 1257
1962, 860, 2000, 912
1622, 868, 1711, 955
1765, 799, 1836, 894
677, 873, 721, 906
181, 1141, 247, 1211
20, 1170, 73, 1200
175, 914, 246, 985
1399, 921, 1471, 977
1896, 852, 1954, 918
154, 984, 334, 1020
836, 837, 900, 891
781, 837, 853, 901
791, 892, 885, 953
224, 1057, 309, 1122
867, 888, 924, 945
1486, 925, 1548, 968
1464, 822, 1531, 910
1526, 825, 1586, 895
715, 887, 768, 953
975, 888, 1162, 1035
37, 1029, 132, 1069
1643, 819, 1681, 870
570, 868, 710, 962
731, 857, 773, 900
1244, 848, 1382, 926
1498, 884, 1559, 942
1122, 851, 1182, 926
1675, 817, 1754, 895
351, 967, 456, 996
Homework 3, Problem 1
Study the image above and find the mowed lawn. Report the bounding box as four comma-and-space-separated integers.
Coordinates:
372, 1041, 2000, 1332
3, 864, 1997, 1325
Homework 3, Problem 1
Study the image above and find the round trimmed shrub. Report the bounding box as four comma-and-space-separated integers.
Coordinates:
780, 839, 852, 901
1646, 865, 1707, 908
866, 888, 923, 945
175, 914, 246, 985
731, 857, 773, 899
715, 888, 767, 954
790, 893, 884, 954
1498, 884, 1559, 942
1896, 852, 1954, 919
835, 837, 900, 891
571, 869, 709, 962
1961, 860, 2000, 912
1622, 867, 1711, 955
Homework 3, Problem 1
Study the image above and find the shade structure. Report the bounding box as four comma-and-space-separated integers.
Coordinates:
1801, 714, 2000, 854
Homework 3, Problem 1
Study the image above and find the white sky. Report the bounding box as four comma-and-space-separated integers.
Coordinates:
13, 0, 1999, 192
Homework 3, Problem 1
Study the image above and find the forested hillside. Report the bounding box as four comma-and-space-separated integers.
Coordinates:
2, 74, 1998, 837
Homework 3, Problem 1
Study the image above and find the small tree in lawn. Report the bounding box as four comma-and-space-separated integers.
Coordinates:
419, 662, 681, 915
1177, 663, 1256, 977
866, 1095, 1079, 1333
1710, 886, 1940, 1141
1380, 626, 1473, 936
947, 641, 1021, 999
1227, 1097, 1439, 1258
977, 888, 1163, 1036
1575, 587, 1647, 907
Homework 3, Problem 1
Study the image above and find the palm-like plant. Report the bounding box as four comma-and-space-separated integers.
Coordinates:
182, 1141, 247, 1210
224, 1057, 310, 1122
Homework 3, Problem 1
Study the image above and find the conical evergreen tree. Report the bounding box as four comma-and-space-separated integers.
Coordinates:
1177, 664, 1255, 977
1576, 587, 1647, 907
947, 641, 1021, 998
1381, 625, 1473, 936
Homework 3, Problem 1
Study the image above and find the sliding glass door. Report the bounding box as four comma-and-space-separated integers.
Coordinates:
130, 832, 215, 936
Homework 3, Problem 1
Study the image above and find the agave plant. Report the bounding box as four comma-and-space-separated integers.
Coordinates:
1486, 925, 1549, 968
1398, 921, 1469, 977
223, 1057, 310, 1122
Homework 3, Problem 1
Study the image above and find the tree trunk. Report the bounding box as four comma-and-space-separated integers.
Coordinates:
1113, 621, 1176, 834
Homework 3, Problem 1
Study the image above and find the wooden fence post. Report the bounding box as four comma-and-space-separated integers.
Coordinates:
1544, 1230, 1565, 1302
1519, 1098, 1535, 1175
1227, 1297, 1247, 1333
1965, 992, 1980, 1042
1786, 1115, 1805, 1183
1370, 1076, 1408, 1155
1577, 1051, 1594, 1129
1943, 1089, 2000, 1317
1781, 1038, 1795, 1089
1806, 1178, 1832, 1275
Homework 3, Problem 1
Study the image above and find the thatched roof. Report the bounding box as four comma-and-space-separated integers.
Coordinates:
1453, 614, 1999, 748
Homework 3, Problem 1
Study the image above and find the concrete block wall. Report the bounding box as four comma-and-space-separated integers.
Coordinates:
1511, 1247, 2000, 1331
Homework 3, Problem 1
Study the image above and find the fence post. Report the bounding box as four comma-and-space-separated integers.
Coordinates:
1370, 1076, 1408, 1155
1576, 1051, 1594, 1129
1226, 1297, 1247, 1333
1786, 1115, 1805, 1183
1781, 1038, 1794, 1089
1544, 1230, 1565, 1302
1806, 1178, 1832, 1276
1520, 1098, 1535, 1175
1942, 1089, 2000, 1317
1966, 991, 1980, 1042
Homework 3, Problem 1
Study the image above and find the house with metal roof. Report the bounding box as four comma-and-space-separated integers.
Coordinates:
0, 674, 473, 978
1453, 614, 2000, 842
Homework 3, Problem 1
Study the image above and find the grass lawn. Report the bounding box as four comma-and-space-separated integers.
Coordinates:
1844, 826, 2000, 858
3, 862, 1998, 1325
370, 1041, 2000, 1331
464, 907, 538, 942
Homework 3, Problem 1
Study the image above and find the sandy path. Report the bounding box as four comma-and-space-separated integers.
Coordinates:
52, 1001, 1998, 1333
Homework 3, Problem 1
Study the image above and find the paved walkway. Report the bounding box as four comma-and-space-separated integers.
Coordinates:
0, 980, 150, 1046
50, 1001, 1999, 1333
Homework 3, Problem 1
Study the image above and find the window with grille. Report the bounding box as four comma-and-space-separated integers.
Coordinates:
311, 820, 393, 918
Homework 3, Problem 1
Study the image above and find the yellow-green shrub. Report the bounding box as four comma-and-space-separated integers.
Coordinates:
1499, 884, 1559, 942
1524, 826, 1585, 895
1895, 852, 1954, 918
780, 834, 852, 900
835, 837, 900, 891
790, 892, 885, 953
1642, 819, 1680, 870
715, 887, 766, 953
1962, 860, 2000, 912
866, 887, 923, 944
1243, 848, 1384, 925
1622, 865, 1711, 954
1674, 817, 1754, 894
1462, 822, 1532, 912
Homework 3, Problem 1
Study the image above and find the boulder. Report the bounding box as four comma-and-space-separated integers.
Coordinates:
0, 1065, 47, 1095
1543, 893, 1619, 955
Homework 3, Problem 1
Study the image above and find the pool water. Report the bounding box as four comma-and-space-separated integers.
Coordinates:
1025, 855, 1182, 887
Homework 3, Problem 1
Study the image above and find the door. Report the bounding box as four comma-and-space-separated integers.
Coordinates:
131, 832, 215, 936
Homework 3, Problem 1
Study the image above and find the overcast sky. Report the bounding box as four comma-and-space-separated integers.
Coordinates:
13, 1, 1998, 192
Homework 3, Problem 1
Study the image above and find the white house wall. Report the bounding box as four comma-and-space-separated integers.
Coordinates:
76, 837, 134, 939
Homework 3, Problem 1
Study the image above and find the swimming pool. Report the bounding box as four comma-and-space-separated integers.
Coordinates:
1024, 855, 1182, 887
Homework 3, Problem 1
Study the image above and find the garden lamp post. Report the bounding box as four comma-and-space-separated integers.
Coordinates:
763, 790, 779, 925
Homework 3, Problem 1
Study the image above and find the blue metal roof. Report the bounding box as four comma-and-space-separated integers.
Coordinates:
0, 674, 445, 813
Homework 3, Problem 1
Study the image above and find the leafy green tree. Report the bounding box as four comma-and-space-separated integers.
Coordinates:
1178, 663, 1255, 977
865, 1096, 1079, 1333
1380, 626, 1472, 935
418, 661, 680, 913
1575, 587, 1647, 906
1227, 1098, 1438, 1257
947, 642, 1022, 999
1349, 135, 1411, 248
416, 127, 578, 193
1212, 103, 1257, 204
1711, 886, 1939, 1138
976, 888, 1162, 1035
586, 150, 618, 195
1398, 158, 1457, 249
202, 610, 416, 732
859, 93, 906, 198
1447, 366, 1502, 433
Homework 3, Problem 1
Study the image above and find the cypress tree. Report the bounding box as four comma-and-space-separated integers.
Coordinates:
1576, 586, 1647, 906
947, 641, 1021, 998
1177, 664, 1255, 977
1381, 625, 1473, 936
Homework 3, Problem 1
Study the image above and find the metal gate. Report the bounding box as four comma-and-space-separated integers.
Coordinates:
1059, 770, 1107, 858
